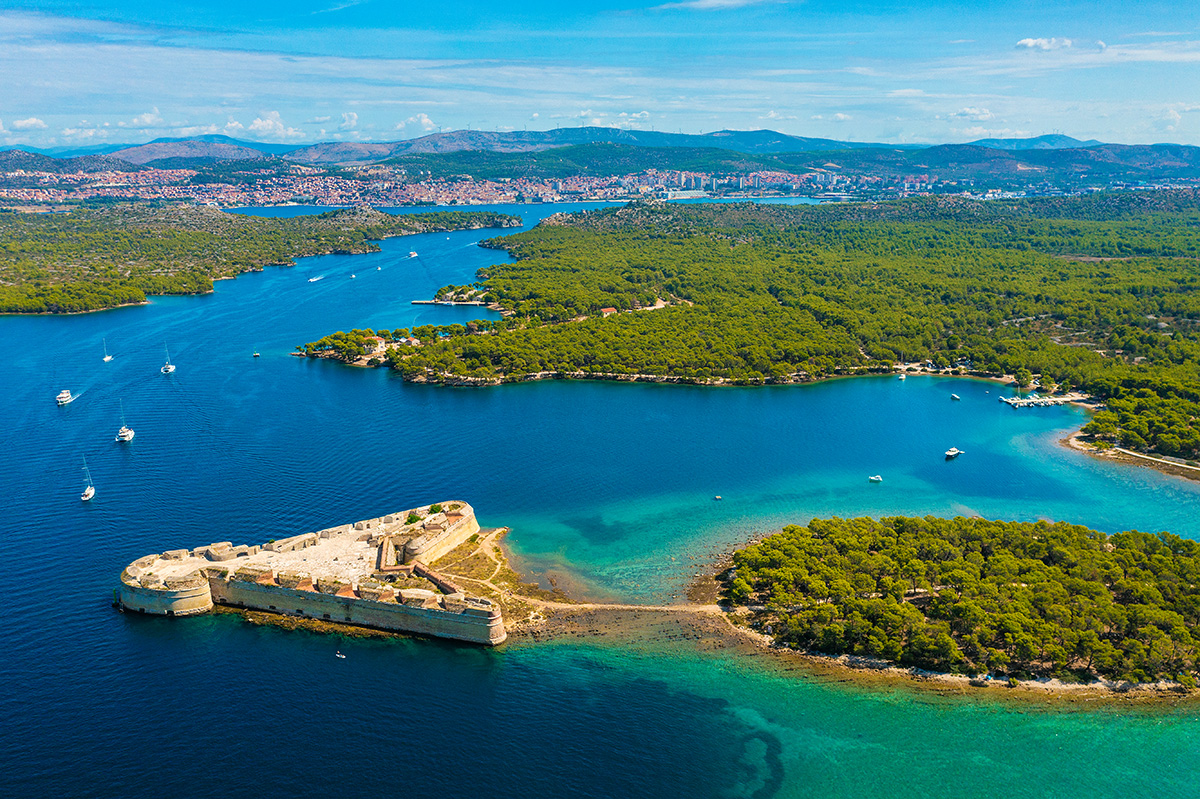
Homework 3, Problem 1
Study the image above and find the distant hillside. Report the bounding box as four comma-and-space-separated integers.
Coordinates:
385, 143, 779, 180
0, 149, 139, 173
110, 140, 270, 165
965, 134, 1104, 151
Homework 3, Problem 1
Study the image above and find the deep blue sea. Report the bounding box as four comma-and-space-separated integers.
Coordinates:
3, 202, 1199, 798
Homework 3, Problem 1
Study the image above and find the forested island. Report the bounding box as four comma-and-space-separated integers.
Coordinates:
0, 204, 519, 313
304, 192, 1200, 462
721, 516, 1200, 686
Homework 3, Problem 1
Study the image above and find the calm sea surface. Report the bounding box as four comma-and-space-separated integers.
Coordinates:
3, 202, 1198, 797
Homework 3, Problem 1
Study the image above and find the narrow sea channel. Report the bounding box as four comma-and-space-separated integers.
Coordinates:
3, 202, 1197, 798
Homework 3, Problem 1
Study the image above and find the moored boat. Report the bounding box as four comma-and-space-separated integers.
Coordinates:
951, 393, 961, 401
81, 457, 95, 501
868, 475, 883, 483
945, 447, 964, 459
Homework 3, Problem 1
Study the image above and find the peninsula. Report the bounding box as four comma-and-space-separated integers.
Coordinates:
118, 501, 506, 645
0, 203, 520, 314
304, 192, 1200, 468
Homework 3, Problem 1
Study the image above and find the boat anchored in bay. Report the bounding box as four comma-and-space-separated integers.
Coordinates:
945, 447, 964, 460
115, 399, 134, 443
81, 457, 95, 501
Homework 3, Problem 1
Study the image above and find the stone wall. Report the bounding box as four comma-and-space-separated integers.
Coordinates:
403, 506, 480, 565
119, 560, 214, 617
209, 575, 506, 645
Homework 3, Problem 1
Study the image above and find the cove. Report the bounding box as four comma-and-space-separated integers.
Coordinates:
3, 201, 1199, 798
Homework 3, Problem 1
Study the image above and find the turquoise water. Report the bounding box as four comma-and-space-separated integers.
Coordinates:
3, 202, 1198, 797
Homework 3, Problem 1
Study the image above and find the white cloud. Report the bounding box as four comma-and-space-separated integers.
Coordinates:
1157, 108, 1183, 132
395, 112, 437, 132
888, 89, 925, 98
530, 112, 539, 119
339, 111, 358, 130
0, 119, 6, 133
62, 127, 105, 139
12, 117, 47, 130
759, 110, 796, 120
245, 111, 305, 141
832, 112, 851, 121
118, 107, 163, 128
951, 106, 994, 121
1016, 37, 1073, 51
307, 115, 332, 124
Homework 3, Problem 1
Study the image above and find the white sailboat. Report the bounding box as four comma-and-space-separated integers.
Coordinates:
116, 399, 135, 442
103, 338, 113, 362
81, 457, 95, 501
161, 346, 176, 374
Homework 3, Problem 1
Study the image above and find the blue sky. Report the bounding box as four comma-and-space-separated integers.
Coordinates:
2, 0, 1199, 148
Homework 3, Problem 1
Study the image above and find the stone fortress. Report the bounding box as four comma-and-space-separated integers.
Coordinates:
118, 501, 505, 645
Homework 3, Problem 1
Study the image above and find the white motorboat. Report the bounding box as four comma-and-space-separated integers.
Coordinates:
81, 457, 95, 501
308, 275, 326, 283
161, 346, 175, 374
116, 399, 135, 442
868, 475, 883, 483
951, 393, 961, 401
103, 338, 113, 362
897, 373, 907, 381
409, 251, 418, 258
945, 447, 964, 460
56, 389, 76, 405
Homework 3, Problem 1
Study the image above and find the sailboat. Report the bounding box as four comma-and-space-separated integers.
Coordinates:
103, 338, 113, 362
81, 457, 95, 501
161, 346, 176, 374
116, 399, 135, 442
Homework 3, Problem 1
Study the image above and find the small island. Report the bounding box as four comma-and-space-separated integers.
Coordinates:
118, 501, 507, 645
720, 516, 1200, 689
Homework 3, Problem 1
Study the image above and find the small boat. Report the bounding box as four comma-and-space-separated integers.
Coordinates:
102, 338, 113, 362
897, 373, 907, 381
115, 399, 134, 442
56, 389, 76, 406
409, 251, 418, 258
377, 266, 382, 271
308, 275, 326, 283
253, 350, 260, 358
945, 447, 964, 460
951, 394, 961, 401
161, 346, 175, 374
868, 475, 883, 483
350, 274, 356, 279
335, 651, 346, 659
714, 495, 723, 501
81, 457, 95, 501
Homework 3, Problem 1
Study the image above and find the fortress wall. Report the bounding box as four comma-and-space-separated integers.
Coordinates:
209, 577, 506, 645
119, 573, 213, 617
404, 510, 481, 565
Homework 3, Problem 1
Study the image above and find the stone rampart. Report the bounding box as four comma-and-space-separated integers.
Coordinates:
119, 562, 213, 617
403, 507, 480, 564
209, 576, 505, 645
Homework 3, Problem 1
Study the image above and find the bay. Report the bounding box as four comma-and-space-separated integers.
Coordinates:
3, 202, 1197, 798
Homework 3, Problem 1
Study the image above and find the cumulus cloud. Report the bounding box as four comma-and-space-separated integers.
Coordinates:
832, 112, 851, 121
246, 111, 305, 140
338, 111, 358, 130
1016, 37, 1072, 51
118, 107, 164, 128
759, 110, 796, 120
395, 112, 436, 132
530, 112, 539, 120
12, 117, 47, 130
951, 107, 994, 121
0, 119, 6, 133
307, 115, 332, 124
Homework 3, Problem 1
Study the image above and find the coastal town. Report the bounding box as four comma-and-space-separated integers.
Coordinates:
5, 158, 1195, 210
